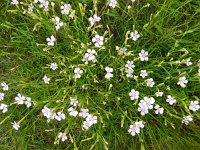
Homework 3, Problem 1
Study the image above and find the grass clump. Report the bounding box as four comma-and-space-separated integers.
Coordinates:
0, 0, 200, 149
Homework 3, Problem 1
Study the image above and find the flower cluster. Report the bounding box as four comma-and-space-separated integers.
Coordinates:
42, 106, 65, 121
61, 3, 71, 15
125, 61, 135, 78
15, 93, 32, 108
138, 97, 155, 116
182, 115, 193, 125
0, 82, 9, 113
105, 67, 113, 79
60, 3, 75, 18
154, 104, 164, 114
89, 14, 101, 27
189, 101, 200, 112
83, 114, 98, 130
34, 0, 49, 11
53, 17, 64, 31
82, 49, 97, 64
128, 121, 144, 136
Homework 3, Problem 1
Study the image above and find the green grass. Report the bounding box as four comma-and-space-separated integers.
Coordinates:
0, 0, 200, 149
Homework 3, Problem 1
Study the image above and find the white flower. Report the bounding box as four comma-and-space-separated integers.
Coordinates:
89, 14, 101, 27
177, 76, 188, 88
131, 0, 136, 2
198, 69, 200, 76
182, 58, 192, 66
128, 125, 138, 136
116, 46, 127, 55
138, 97, 155, 116
15, 93, 25, 105
130, 30, 140, 41
58, 132, 67, 142
182, 115, 193, 125
189, 101, 200, 112
109, 0, 117, 8
70, 98, 78, 106
0, 104, 8, 113
129, 89, 139, 100
105, 67, 113, 79
139, 50, 148, 61
128, 121, 144, 137
138, 100, 149, 116
0, 93, 4, 101
126, 68, 133, 78
11, 0, 19, 4
55, 112, 66, 121
53, 17, 64, 30
38, 0, 49, 11
135, 121, 144, 129
28, 3, 34, 12
125, 61, 135, 69
155, 92, 163, 97
83, 120, 91, 130
61, 3, 71, 15
50, 112, 56, 120
43, 75, 50, 84
83, 49, 97, 64
140, 70, 148, 78
25, 97, 32, 108
1, 82, 8, 91
85, 114, 97, 126
68, 107, 78, 117
50, 63, 58, 70
166, 95, 176, 105
11, 121, 20, 130
42, 106, 52, 119
79, 108, 89, 118
74, 68, 83, 78
146, 78, 155, 87
69, 10, 75, 19
92, 34, 104, 47
46, 35, 56, 46
144, 97, 155, 109
154, 105, 164, 114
